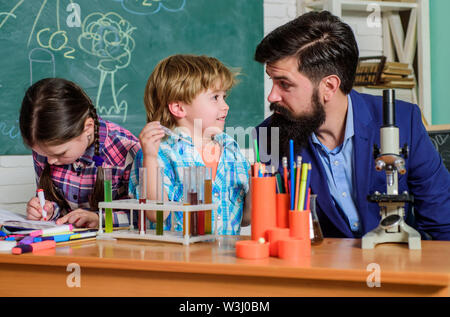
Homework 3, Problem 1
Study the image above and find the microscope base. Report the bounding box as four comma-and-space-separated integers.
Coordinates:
361, 221, 421, 249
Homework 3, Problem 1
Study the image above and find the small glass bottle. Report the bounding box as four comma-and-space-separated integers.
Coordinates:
310, 194, 324, 245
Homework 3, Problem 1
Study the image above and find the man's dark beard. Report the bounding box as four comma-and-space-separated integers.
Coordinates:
268, 89, 326, 159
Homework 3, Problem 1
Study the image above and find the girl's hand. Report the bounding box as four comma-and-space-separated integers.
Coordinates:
139, 121, 165, 159
26, 196, 55, 221
56, 209, 99, 228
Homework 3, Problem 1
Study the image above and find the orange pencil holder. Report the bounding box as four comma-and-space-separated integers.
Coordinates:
267, 227, 290, 257
251, 176, 276, 241
276, 193, 290, 228
289, 210, 311, 241
278, 237, 311, 261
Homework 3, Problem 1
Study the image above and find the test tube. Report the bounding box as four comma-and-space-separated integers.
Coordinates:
197, 166, 205, 235
156, 166, 164, 235
182, 167, 191, 236
204, 167, 212, 234
309, 194, 323, 245
103, 168, 113, 233
189, 166, 198, 236
138, 167, 147, 234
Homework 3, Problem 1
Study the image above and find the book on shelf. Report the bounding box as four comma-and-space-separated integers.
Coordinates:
380, 73, 414, 81
368, 82, 415, 89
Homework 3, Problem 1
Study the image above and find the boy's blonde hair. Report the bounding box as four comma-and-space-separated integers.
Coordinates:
144, 54, 238, 127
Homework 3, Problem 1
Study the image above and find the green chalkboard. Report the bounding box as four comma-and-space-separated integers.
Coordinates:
0, 0, 264, 155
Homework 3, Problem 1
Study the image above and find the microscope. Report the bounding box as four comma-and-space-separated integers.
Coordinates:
361, 89, 421, 250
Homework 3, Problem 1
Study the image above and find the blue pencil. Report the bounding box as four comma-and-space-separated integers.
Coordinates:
303, 163, 312, 210
289, 140, 295, 210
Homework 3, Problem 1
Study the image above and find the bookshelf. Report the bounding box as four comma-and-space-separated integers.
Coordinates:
298, 0, 432, 125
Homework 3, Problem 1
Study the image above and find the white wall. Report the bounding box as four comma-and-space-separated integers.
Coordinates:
0, 155, 35, 216
263, 0, 299, 119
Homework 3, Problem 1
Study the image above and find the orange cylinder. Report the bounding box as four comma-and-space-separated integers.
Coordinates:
251, 177, 277, 241
267, 227, 290, 257
276, 193, 290, 228
278, 237, 311, 261
289, 210, 311, 241
235, 240, 270, 259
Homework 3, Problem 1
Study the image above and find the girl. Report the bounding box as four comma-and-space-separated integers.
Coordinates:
20, 78, 140, 228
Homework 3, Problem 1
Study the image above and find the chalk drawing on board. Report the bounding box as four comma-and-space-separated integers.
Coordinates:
0, 0, 23, 29
29, 48, 56, 85
78, 12, 136, 122
0, 119, 21, 140
0, 0, 77, 59
113, 0, 186, 15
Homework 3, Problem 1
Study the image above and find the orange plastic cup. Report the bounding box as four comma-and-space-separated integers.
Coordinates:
278, 237, 311, 261
267, 227, 290, 257
289, 210, 311, 241
251, 177, 276, 241
235, 240, 270, 260
276, 193, 290, 228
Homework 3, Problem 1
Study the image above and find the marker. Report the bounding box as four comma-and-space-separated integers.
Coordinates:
29, 224, 73, 237
37, 189, 47, 221
69, 232, 97, 240
11, 240, 56, 255
18, 236, 35, 245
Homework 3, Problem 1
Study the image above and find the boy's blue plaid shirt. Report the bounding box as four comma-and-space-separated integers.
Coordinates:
129, 130, 250, 235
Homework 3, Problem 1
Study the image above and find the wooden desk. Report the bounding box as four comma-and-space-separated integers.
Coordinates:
0, 237, 449, 297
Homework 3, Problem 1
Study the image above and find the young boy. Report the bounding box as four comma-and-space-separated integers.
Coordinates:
129, 54, 250, 235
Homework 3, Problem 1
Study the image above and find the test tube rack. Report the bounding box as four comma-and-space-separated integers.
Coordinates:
97, 199, 218, 245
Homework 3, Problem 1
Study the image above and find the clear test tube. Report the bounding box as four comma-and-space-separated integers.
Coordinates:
103, 167, 113, 233
156, 166, 164, 235
204, 167, 213, 234
309, 194, 323, 245
182, 166, 191, 236
189, 166, 198, 236
138, 167, 147, 234
197, 166, 205, 235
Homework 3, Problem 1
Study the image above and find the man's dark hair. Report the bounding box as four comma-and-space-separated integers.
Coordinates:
255, 10, 359, 94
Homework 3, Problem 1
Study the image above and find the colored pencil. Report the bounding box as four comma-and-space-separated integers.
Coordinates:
289, 140, 295, 210
298, 163, 309, 210
303, 164, 312, 210
282, 157, 288, 194
294, 156, 302, 211
254, 139, 260, 163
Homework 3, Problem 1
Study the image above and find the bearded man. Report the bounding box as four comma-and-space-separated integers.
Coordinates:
255, 11, 450, 240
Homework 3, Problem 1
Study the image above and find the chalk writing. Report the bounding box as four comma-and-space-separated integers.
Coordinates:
78, 12, 136, 122
113, 0, 186, 15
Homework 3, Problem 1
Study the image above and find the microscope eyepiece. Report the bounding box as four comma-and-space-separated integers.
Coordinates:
383, 89, 396, 127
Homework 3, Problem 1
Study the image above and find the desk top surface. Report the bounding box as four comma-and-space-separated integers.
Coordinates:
0, 237, 449, 287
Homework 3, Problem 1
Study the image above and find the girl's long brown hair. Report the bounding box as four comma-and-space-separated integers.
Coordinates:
19, 78, 104, 213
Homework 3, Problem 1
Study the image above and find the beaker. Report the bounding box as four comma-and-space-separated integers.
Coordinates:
309, 194, 323, 245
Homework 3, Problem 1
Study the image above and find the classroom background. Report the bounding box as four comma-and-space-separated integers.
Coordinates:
1, 0, 449, 221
